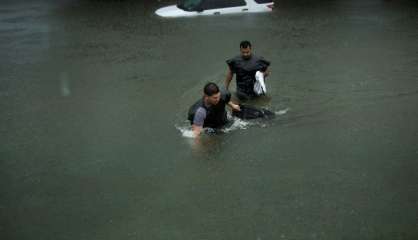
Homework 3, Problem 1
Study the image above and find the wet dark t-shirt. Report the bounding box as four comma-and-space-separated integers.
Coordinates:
226, 55, 270, 95
188, 91, 232, 128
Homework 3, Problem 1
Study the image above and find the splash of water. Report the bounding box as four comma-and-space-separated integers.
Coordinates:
221, 117, 254, 133
176, 125, 196, 138
275, 108, 290, 115
176, 108, 289, 138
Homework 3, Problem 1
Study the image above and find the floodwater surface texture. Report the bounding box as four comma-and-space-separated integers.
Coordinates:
1, 0, 417, 239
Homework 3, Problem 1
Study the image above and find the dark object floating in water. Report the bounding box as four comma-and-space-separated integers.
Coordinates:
232, 104, 275, 120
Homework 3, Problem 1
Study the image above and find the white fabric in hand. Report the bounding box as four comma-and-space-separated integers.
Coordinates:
254, 71, 267, 95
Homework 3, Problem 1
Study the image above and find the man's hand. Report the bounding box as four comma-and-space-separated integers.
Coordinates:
228, 102, 241, 112
192, 125, 203, 138
263, 69, 270, 78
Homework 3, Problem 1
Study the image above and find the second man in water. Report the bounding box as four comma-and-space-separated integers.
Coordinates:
225, 40, 271, 101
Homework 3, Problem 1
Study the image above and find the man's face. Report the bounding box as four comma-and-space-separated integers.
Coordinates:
206, 92, 221, 106
240, 46, 252, 59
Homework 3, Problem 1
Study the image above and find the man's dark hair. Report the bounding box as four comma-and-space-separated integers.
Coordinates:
203, 82, 220, 96
240, 40, 252, 49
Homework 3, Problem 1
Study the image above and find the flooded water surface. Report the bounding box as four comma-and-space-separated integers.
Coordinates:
1, 0, 417, 239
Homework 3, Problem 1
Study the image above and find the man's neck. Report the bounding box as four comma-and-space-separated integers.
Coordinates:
203, 98, 211, 107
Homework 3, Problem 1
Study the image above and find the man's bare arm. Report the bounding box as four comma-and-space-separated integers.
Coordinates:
225, 68, 233, 90
192, 124, 203, 138
227, 101, 240, 112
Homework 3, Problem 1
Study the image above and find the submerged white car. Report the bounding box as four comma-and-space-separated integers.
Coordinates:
155, 0, 274, 18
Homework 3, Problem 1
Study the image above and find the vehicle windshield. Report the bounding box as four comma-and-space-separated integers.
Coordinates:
177, 0, 203, 11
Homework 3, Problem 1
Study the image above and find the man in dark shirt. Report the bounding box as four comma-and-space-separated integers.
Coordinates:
225, 40, 271, 101
188, 82, 240, 137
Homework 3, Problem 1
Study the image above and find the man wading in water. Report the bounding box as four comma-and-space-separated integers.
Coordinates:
188, 82, 240, 137
225, 40, 271, 101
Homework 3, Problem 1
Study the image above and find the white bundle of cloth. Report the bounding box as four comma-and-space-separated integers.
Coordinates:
254, 71, 267, 96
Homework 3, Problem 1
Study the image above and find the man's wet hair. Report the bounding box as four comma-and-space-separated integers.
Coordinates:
203, 82, 220, 96
240, 40, 252, 49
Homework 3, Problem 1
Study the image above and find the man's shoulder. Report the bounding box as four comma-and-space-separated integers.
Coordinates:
195, 106, 207, 115
252, 54, 270, 66
251, 54, 265, 61
227, 55, 242, 63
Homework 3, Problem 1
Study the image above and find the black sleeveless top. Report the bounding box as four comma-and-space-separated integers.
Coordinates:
187, 91, 231, 128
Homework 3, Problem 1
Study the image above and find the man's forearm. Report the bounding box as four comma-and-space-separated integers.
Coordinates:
228, 101, 240, 112
192, 125, 203, 137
